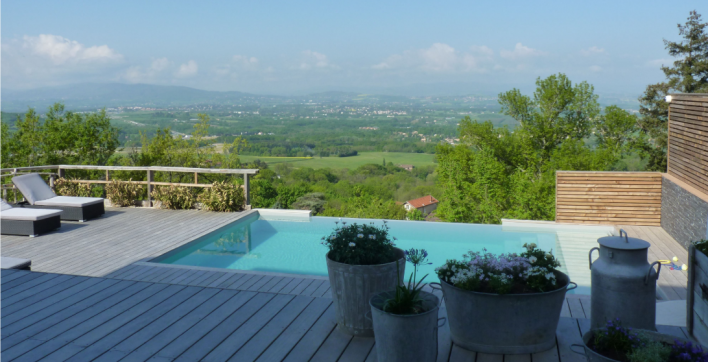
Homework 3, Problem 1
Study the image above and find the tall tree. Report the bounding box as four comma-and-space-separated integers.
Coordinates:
638, 10, 708, 171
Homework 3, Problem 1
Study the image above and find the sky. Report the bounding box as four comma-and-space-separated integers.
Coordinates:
2, 1, 708, 96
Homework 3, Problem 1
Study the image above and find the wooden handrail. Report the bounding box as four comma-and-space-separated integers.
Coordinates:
1, 164, 259, 208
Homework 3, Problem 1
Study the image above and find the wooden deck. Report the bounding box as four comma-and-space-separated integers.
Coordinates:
0, 208, 250, 277
618, 225, 689, 301
1, 269, 692, 362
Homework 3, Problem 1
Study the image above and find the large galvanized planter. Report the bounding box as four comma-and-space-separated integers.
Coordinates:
688, 244, 708, 346
369, 290, 441, 362
438, 271, 575, 354
326, 248, 405, 337
573, 329, 692, 362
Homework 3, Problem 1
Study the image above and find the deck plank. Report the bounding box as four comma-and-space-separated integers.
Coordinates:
566, 298, 585, 319
448, 345, 476, 362
282, 304, 338, 362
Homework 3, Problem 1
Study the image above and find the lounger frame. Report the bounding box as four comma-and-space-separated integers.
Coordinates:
1, 215, 61, 237
16, 202, 105, 221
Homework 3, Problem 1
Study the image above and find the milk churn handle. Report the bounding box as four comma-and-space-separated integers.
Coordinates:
437, 317, 447, 328
619, 229, 629, 243
588, 247, 600, 269
567, 282, 578, 291
645, 261, 662, 285
428, 282, 445, 307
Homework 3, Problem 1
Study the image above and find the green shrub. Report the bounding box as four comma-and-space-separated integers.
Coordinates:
197, 181, 245, 212
407, 209, 425, 221
291, 192, 326, 215
322, 221, 397, 265
627, 336, 670, 362
151, 185, 194, 210
105, 180, 144, 207
694, 239, 708, 255
54, 178, 93, 197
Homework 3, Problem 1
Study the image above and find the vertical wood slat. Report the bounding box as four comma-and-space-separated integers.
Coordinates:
555, 171, 663, 226
668, 94, 708, 195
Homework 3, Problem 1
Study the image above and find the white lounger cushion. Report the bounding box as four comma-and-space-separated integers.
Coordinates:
35, 196, 104, 207
1, 208, 63, 221
12, 173, 57, 204
1, 257, 31, 269
1, 199, 11, 211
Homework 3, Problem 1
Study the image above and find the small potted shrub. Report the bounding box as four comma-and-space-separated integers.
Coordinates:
370, 249, 441, 362
689, 239, 708, 345
434, 243, 576, 354
151, 185, 194, 210
322, 220, 404, 336
577, 318, 708, 362
197, 181, 245, 212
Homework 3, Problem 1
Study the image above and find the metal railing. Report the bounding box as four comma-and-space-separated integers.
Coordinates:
1, 165, 259, 207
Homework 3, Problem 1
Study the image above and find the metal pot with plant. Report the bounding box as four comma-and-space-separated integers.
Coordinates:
322, 219, 404, 337
369, 249, 443, 362
433, 243, 576, 354
571, 318, 708, 362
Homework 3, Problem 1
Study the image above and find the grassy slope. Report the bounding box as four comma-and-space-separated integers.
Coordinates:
239, 152, 436, 169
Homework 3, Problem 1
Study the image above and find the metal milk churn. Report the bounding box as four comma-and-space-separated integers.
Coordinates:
589, 229, 661, 330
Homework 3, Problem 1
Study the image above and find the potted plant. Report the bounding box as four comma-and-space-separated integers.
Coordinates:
575, 318, 708, 362
323, 220, 404, 337
370, 249, 441, 362
688, 239, 708, 346
433, 243, 576, 354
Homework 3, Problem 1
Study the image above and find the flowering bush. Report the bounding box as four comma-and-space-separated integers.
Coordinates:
694, 239, 708, 255
435, 243, 562, 294
383, 249, 433, 315
322, 220, 397, 265
105, 180, 144, 207
591, 318, 708, 362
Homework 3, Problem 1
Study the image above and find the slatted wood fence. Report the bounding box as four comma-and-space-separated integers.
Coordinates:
668, 94, 708, 195
556, 171, 663, 226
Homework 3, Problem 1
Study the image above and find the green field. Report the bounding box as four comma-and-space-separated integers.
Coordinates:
239, 152, 436, 169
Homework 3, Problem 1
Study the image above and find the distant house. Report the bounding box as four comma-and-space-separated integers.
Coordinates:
398, 164, 414, 171
404, 195, 439, 215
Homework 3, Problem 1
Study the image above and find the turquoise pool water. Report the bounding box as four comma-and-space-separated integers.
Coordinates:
153, 213, 587, 290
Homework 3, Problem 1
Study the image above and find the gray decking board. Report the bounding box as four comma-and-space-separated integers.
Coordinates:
2, 270, 691, 362
1, 208, 248, 277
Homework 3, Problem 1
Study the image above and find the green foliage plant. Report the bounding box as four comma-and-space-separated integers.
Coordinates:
383, 248, 433, 315
407, 209, 425, 221
694, 239, 708, 255
627, 337, 671, 362
105, 180, 144, 207
322, 220, 397, 265
291, 192, 326, 215
197, 181, 245, 212
151, 185, 194, 210
54, 178, 93, 197
435, 243, 562, 294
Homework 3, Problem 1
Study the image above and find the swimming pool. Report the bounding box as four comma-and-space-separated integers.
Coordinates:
153, 211, 611, 294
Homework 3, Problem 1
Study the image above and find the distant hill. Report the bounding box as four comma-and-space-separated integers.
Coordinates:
1, 83, 278, 112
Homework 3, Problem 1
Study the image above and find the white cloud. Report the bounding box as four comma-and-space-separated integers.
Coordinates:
372, 43, 492, 73
20, 34, 123, 64
123, 57, 172, 83
151, 57, 170, 72
499, 43, 545, 60
176, 60, 198, 77
580, 46, 605, 56
300, 51, 334, 70
233, 55, 259, 67
589, 65, 602, 72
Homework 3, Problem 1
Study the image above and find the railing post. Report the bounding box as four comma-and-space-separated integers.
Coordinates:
243, 173, 250, 209
58, 167, 65, 179
106, 170, 110, 181
49, 174, 56, 191
147, 169, 154, 207
194, 172, 198, 185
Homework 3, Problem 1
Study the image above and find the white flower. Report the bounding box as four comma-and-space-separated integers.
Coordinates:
357, 234, 364, 238
369, 234, 376, 240
529, 256, 537, 264
349, 242, 356, 247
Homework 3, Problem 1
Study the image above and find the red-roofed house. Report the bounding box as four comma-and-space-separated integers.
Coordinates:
404, 195, 439, 215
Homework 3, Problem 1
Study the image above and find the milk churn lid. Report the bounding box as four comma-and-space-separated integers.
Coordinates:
597, 229, 650, 250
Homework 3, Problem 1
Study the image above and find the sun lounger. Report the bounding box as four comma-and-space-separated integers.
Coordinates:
1, 199, 62, 237
12, 173, 105, 221
1, 256, 32, 270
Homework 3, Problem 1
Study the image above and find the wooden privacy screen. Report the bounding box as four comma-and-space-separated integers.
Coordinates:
556, 171, 662, 226
668, 94, 708, 195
